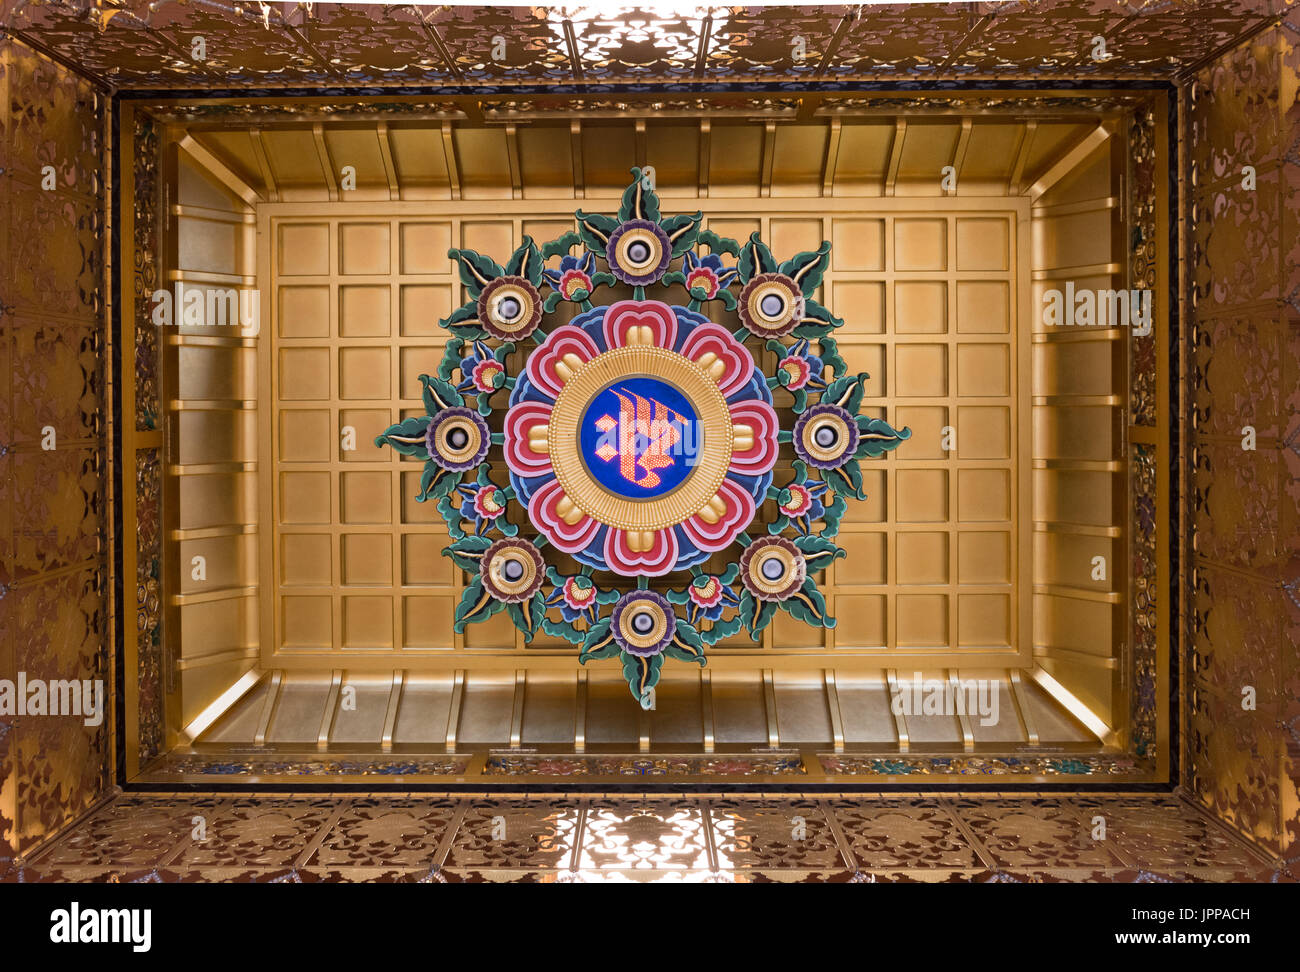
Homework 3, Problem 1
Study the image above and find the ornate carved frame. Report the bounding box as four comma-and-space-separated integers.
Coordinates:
110, 80, 1179, 790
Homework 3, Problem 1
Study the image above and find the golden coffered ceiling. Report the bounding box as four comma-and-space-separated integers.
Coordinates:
3, 0, 1297, 878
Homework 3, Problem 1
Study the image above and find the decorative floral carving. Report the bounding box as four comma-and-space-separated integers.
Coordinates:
376, 169, 908, 704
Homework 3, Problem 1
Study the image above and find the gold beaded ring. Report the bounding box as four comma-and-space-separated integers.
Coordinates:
548, 345, 734, 532
617, 596, 671, 651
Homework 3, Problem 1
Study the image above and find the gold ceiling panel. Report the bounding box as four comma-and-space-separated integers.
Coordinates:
894, 121, 962, 192
260, 128, 325, 189
455, 126, 514, 197
190, 665, 1095, 753
387, 126, 451, 192
184, 116, 1100, 202
516, 125, 574, 194
322, 128, 391, 191
959, 123, 1026, 192
189, 129, 259, 185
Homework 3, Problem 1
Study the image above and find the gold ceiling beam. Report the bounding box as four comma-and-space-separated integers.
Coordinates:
381, 670, 404, 750
822, 117, 841, 198
570, 120, 586, 199
1009, 670, 1041, 746
1027, 121, 1114, 200
441, 121, 461, 201
416, 10, 462, 82
177, 133, 261, 207
949, 669, 975, 752
376, 123, 400, 201
698, 119, 711, 198
1009, 119, 1037, 195
248, 128, 278, 202
510, 670, 526, 748
760, 120, 777, 199
445, 669, 465, 750
635, 118, 648, 171
948, 118, 972, 197
884, 119, 907, 197
1029, 665, 1113, 745
178, 668, 262, 745
824, 669, 845, 754
886, 668, 910, 751
699, 669, 715, 753
693, 12, 713, 79
814, 11, 855, 78
312, 123, 339, 202
562, 18, 583, 80
318, 670, 342, 750
762, 669, 781, 748
573, 668, 588, 752
253, 669, 284, 748
505, 123, 523, 200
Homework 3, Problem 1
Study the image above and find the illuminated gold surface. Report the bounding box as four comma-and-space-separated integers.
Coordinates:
21, 792, 1276, 882
548, 345, 734, 532
193, 666, 1095, 752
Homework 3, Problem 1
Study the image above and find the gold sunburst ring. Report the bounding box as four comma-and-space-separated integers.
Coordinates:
616, 595, 671, 651
483, 539, 544, 603
613, 224, 665, 276
478, 276, 542, 340
740, 273, 800, 337
800, 409, 853, 465
435, 413, 486, 465
548, 345, 734, 532
742, 537, 807, 600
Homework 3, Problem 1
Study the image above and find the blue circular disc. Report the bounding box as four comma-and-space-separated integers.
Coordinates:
580, 377, 700, 499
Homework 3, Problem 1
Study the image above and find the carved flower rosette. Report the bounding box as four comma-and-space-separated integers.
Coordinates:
376, 168, 910, 706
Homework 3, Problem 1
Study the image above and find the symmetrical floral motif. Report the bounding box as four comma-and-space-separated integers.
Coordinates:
377, 169, 909, 704
1, 38, 110, 857
19, 793, 1273, 883
1186, 19, 1300, 858
136, 449, 164, 761
1131, 444, 1157, 761
133, 111, 160, 432
5, 2, 1277, 88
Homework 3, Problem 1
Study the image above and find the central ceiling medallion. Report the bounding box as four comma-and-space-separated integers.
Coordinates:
512, 307, 771, 572
376, 169, 911, 706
